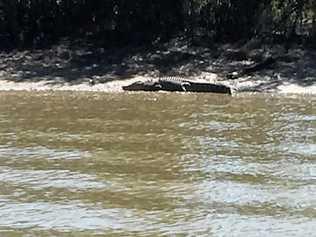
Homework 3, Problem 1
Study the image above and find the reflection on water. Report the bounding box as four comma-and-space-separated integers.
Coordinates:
0, 91, 315, 236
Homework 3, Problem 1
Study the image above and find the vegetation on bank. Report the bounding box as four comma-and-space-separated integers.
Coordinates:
0, 0, 315, 50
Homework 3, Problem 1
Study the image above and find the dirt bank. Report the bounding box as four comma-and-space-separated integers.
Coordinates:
0, 39, 315, 94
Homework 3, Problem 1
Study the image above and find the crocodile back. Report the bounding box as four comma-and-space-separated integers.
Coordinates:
158, 76, 192, 83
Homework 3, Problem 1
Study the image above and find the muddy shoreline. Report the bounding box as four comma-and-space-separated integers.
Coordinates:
1, 40, 315, 94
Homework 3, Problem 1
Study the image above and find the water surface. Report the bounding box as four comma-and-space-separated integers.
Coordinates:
0, 91, 315, 236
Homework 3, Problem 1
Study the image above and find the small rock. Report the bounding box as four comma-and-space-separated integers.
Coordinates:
89, 79, 95, 86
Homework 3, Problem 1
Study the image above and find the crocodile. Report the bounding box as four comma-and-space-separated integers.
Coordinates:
122, 77, 232, 95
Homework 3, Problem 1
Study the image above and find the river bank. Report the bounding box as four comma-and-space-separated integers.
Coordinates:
0, 39, 315, 94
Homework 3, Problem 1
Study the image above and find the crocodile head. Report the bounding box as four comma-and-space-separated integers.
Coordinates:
122, 81, 162, 91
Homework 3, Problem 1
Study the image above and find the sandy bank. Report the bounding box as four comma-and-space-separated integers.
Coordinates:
1, 75, 315, 95
0, 76, 141, 92
0, 41, 315, 95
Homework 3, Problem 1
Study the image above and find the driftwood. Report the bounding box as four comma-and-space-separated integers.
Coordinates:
226, 56, 277, 79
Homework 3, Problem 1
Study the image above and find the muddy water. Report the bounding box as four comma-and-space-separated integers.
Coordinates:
0, 91, 315, 236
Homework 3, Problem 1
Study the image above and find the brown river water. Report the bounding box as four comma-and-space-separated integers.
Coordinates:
0, 91, 315, 236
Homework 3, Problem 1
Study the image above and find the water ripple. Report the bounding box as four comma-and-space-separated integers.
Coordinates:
0, 167, 108, 191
